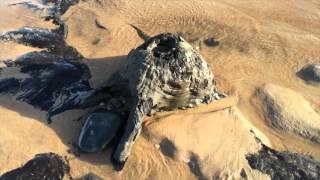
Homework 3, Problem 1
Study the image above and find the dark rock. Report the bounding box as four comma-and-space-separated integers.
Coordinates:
111, 33, 224, 168
203, 38, 220, 47
0, 27, 82, 58
0, 153, 71, 180
9, 0, 78, 28
78, 111, 124, 153
79, 173, 104, 180
246, 144, 320, 180
297, 64, 320, 86
240, 168, 247, 179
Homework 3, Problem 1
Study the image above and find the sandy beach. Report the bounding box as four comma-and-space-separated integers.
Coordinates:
0, 0, 319, 179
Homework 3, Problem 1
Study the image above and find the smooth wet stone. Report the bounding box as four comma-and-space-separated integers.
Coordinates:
78, 111, 123, 153
112, 33, 223, 167
0, 153, 71, 180
297, 64, 320, 86
246, 144, 320, 180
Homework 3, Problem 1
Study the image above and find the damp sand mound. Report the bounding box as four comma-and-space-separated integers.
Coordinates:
257, 84, 320, 143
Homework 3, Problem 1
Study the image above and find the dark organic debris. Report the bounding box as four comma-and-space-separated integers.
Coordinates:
0, 153, 71, 180
0, 50, 91, 123
17, 60, 89, 109
6, 51, 64, 66
46, 82, 93, 119
7, 0, 79, 38
47, 72, 133, 120
8, 2, 43, 12
0, 27, 65, 51
8, 0, 78, 18
42, 0, 79, 15
78, 111, 124, 153
246, 144, 320, 180
111, 33, 224, 168
0, 27, 82, 58
0, 78, 20, 93
297, 64, 320, 86
0, 0, 90, 123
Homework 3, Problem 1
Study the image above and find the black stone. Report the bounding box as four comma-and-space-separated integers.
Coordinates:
297, 64, 320, 85
203, 38, 220, 47
246, 144, 320, 180
0, 153, 71, 180
78, 111, 124, 153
